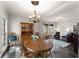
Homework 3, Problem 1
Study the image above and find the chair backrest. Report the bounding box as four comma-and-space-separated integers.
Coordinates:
8, 32, 17, 41
55, 32, 60, 36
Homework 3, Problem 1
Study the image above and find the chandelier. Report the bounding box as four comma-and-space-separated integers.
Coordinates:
29, 0, 40, 23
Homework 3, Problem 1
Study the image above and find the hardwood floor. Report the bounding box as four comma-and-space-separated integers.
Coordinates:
3, 44, 78, 58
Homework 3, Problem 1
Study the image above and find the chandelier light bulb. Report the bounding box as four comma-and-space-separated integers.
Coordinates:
32, 14, 35, 17
29, 16, 32, 18
37, 15, 40, 18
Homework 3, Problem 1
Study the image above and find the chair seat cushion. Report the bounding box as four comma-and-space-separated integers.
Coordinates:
8, 35, 17, 41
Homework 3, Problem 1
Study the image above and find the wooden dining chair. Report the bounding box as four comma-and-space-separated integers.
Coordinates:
40, 38, 53, 58
20, 36, 38, 58
21, 44, 36, 58
40, 48, 53, 58
8, 32, 18, 46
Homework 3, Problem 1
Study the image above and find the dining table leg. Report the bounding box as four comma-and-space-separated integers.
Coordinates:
35, 53, 42, 58
42, 52, 48, 58
40, 52, 44, 57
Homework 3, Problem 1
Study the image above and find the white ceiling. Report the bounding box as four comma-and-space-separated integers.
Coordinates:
0, 0, 79, 22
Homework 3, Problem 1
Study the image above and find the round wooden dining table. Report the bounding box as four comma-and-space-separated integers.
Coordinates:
22, 37, 53, 54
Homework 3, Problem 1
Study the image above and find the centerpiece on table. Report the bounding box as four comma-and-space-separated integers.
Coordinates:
31, 33, 39, 41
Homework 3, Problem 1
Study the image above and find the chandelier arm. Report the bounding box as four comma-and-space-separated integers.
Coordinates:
29, 1, 40, 23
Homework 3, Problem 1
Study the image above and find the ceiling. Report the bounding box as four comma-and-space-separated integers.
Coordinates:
0, 0, 79, 22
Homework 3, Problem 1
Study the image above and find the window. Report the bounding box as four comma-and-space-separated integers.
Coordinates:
0, 17, 7, 56
43, 25, 46, 34
43, 24, 53, 35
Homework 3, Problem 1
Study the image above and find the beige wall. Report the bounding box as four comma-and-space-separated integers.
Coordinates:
8, 14, 79, 37
8, 14, 44, 36
8, 14, 29, 35
56, 18, 79, 36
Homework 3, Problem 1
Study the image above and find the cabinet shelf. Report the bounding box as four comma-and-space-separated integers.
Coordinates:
21, 30, 33, 32
20, 22, 33, 36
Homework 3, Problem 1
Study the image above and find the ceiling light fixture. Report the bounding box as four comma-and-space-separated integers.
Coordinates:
29, 0, 40, 23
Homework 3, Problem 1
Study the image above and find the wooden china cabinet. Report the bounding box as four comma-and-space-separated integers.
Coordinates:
20, 22, 33, 37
